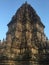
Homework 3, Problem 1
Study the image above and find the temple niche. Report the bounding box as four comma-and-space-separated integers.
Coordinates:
0, 2, 49, 65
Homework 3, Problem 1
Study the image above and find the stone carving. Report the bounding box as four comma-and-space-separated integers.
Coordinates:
0, 2, 49, 65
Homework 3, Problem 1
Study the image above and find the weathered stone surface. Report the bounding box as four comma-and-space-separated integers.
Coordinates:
0, 2, 49, 65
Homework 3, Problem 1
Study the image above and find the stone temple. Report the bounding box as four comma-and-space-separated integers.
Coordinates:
0, 2, 49, 65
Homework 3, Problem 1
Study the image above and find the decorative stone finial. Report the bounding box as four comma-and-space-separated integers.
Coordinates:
25, 1, 27, 4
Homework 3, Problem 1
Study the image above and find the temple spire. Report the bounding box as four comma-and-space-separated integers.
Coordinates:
25, 1, 27, 4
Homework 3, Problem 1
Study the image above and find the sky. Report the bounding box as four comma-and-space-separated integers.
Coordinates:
0, 0, 49, 40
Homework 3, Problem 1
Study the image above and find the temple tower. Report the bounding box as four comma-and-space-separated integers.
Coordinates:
6, 2, 46, 65
0, 2, 49, 65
